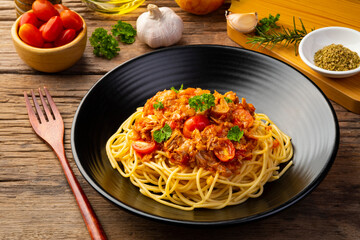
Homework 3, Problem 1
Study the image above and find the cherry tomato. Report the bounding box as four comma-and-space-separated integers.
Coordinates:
42, 16, 63, 42
53, 4, 69, 13
43, 42, 54, 48
132, 141, 157, 154
60, 10, 83, 31
214, 139, 235, 162
19, 12, 41, 28
18, 23, 44, 48
39, 22, 46, 33
54, 29, 76, 47
232, 107, 254, 129
32, 0, 59, 22
183, 115, 210, 138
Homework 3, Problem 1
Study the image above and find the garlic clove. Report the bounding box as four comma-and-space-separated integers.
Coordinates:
226, 12, 258, 33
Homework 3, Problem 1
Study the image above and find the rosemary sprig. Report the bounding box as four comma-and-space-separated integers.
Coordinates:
247, 17, 310, 55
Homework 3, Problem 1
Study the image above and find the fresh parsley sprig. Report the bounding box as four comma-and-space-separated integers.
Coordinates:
227, 126, 244, 142
153, 100, 164, 110
224, 97, 233, 103
90, 21, 136, 59
111, 20, 137, 44
153, 124, 172, 143
256, 13, 280, 35
89, 28, 120, 60
171, 84, 184, 93
189, 93, 215, 112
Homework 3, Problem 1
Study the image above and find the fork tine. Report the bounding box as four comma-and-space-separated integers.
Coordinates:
24, 91, 39, 124
31, 90, 46, 123
39, 88, 53, 121
43, 86, 62, 120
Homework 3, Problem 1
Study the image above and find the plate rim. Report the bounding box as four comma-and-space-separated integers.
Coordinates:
70, 44, 340, 225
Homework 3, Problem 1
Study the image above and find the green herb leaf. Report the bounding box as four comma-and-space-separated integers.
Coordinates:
256, 13, 280, 34
227, 126, 244, 142
189, 93, 215, 112
224, 97, 233, 103
153, 100, 164, 110
89, 28, 120, 60
153, 124, 172, 143
111, 21, 137, 44
171, 84, 184, 93
247, 16, 311, 55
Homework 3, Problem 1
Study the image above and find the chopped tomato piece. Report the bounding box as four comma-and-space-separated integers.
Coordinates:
214, 139, 235, 162
183, 115, 210, 138
232, 107, 254, 129
132, 141, 156, 154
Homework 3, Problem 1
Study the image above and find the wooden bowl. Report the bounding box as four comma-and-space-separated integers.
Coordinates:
11, 10, 87, 73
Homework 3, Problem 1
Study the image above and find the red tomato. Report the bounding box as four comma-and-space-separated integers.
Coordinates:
32, 0, 59, 22
18, 23, 44, 48
214, 139, 235, 162
132, 141, 157, 154
168, 120, 178, 130
42, 16, 63, 42
232, 107, 254, 129
183, 115, 210, 138
43, 42, 54, 48
60, 10, 83, 31
53, 4, 69, 13
54, 29, 76, 47
19, 12, 41, 28
39, 22, 46, 33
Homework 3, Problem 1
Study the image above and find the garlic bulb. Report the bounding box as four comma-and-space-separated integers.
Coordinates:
226, 12, 258, 33
136, 4, 184, 48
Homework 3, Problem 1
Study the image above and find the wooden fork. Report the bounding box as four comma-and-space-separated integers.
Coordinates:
24, 87, 107, 240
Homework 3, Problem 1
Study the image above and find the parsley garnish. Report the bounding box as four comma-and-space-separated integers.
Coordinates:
224, 97, 233, 103
189, 93, 215, 112
256, 13, 280, 34
227, 126, 244, 142
89, 28, 120, 60
153, 100, 164, 110
171, 84, 183, 93
111, 20, 137, 44
153, 124, 172, 143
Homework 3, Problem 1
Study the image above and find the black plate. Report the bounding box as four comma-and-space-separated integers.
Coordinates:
71, 45, 339, 225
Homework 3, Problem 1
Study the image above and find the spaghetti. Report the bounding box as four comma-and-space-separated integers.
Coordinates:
106, 87, 293, 210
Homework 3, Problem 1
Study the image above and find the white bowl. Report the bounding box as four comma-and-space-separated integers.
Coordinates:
299, 26, 360, 78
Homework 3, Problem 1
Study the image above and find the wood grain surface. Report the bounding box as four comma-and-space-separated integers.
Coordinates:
227, 0, 360, 114
0, 0, 359, 239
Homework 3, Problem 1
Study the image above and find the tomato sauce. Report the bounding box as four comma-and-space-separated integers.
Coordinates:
132, 88, 258, 176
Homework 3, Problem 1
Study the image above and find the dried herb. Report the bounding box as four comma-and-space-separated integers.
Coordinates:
314, 44, 360, 71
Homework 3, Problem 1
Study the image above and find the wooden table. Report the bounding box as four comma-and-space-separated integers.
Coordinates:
1, 0, 359, 239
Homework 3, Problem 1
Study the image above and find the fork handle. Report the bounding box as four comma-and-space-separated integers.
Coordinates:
54, 146, 107, 240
